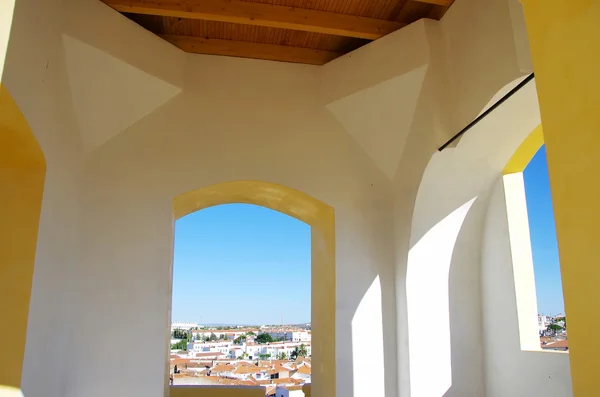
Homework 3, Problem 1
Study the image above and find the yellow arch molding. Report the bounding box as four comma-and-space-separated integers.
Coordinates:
0, 84, 46, 389
172, 181, 335, 397
503, 124, 544, 175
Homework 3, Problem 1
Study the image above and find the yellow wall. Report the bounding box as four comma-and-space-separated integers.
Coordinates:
170, 386, 265, 397
503, 124, 544, 175
172, 181, 335, 397
0, 84, 46, 388
522, 1, 600, 395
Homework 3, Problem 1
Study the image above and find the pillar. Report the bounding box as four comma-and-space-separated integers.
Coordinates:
521, 1, 600, 395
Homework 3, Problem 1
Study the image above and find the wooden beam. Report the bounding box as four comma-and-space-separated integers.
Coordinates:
104, 0, 404, 40
412, 0, 453, 6
161, 34, 342, 65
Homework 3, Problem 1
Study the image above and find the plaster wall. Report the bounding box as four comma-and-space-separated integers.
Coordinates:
481, 177, 572, 397
75, 51, 394, 397
389, 0, 535, 394
400, 76, 569, 397
1, 0, 84, 396
0, 0, 573, 396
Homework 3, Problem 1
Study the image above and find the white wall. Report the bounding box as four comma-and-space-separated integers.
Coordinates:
1, 0, 573, 396
390, 0, 535, 393
482, 178, 572, 397
0, 0, 393, 395
401, 71, 572, 397
2, 1, 84, 397
503, 173, 541, 350
74, 50, 393, 397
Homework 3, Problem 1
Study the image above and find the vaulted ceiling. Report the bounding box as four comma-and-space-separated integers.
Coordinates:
102, 0, 454, 65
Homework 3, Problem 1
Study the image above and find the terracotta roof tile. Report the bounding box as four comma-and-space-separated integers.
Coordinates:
295, 365, 311, 375
272, 378, 294, 385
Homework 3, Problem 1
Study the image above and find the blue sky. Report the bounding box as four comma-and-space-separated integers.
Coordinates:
172, 203, 311, 325
523, 145, 565, 315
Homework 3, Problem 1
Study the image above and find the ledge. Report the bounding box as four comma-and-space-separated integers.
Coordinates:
170, 385, 265, 397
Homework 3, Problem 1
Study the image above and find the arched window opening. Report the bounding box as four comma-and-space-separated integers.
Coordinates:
169, 203, 313, 390
503, 127, 567, 353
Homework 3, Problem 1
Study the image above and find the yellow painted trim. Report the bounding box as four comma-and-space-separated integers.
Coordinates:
0, 84, 46, 389
522, 1, 600, 396
171, 181, 335, 397
503, 124, 544, 175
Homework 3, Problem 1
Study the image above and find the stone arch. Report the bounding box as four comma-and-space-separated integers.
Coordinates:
0, 85, 46, 394
171, 180, 335, 397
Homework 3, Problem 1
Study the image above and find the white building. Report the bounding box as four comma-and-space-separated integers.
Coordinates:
241, 342, 311, 360
188, 341, 232, 354
291, 364, 311, 381
268, 330, 311, 342
538, 314, 554, 335
291, 331, 310, 342
171, 321, 199, 331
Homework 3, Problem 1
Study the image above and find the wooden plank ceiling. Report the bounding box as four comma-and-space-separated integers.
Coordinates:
103, 0, 455, 65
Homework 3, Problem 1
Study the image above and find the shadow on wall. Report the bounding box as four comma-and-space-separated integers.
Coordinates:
402, 71, 544, 397
445, 198, 487, 397
406, 197, 477, 397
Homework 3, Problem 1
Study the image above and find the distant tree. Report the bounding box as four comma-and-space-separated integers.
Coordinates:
246, 331, 255, 336
259, 354, 271, 359
256, 333, 274, 344
547, 323, 564, 334
277, 352, 288, 360
171, 340, 188, 350
234, 335, 247, 344
219, 334, 226, 340
290, 344, 308, 360
209, 333, 218, 341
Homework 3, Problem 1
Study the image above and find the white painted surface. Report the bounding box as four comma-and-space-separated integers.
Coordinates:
75, 52, 392, 397
0, 0, 573, 396
62, 34, 181, 152
352, 276, 385, 397
399, 73, 569, 397
407, 198, 476, 397
0, 0, 16, 80
503, 173, 541, 350
482, 178, 572, 397
327, 66, 428, 180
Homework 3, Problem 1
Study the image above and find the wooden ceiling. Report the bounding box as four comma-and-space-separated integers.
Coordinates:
102, 0, 454, 65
